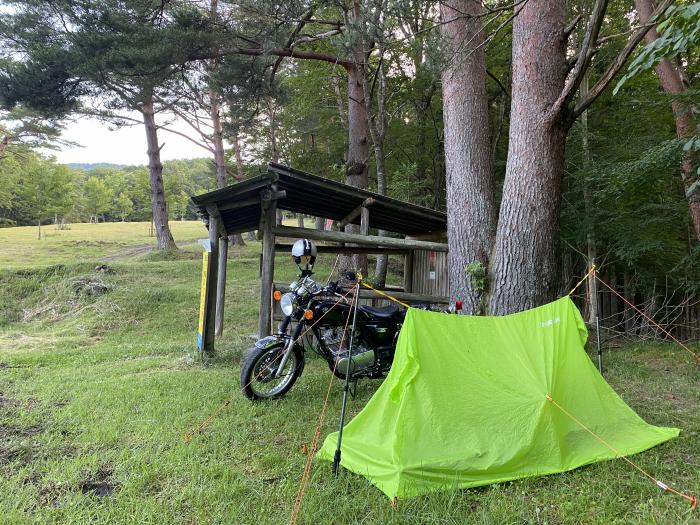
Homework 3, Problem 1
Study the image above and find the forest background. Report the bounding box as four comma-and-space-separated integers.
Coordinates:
1, 0, 699, 333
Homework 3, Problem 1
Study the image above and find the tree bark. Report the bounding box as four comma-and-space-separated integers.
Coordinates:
235, 132, 257, 241
141, 90, 177, 251
360, 13, 389, 287
581, 70, 598, 324
0, 135, 11, 158
341, 1, 370, 275
624, 271, 636, 334
440, 0, 496, 314
488, 0, 568, 315
634, 0, 700, 241
266, 96, 284, 227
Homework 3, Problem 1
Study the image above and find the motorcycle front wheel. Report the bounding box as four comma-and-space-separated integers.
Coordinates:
240, 345, 304, 400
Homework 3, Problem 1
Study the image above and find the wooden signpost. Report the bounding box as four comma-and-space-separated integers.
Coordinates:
197, 239, 215, 356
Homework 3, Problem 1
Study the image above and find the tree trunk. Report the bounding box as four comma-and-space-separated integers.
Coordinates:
234, 132, 244, 180
609, 271, 619, 327
0, 135, 10, 158
624, 271, 636, 334
238, 134, 257, 240
360, 19, 389, 287
141, 91, 177, 251
581, 70, 598, 324
315, 216, 324, 230
343, 4, 370, 275
440, 0, 496, 314
489, 0, 567, 315
332, 75, 347, 128
634, 0, 700, 241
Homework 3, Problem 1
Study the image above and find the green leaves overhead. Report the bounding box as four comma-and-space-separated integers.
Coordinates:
614, 4, 700, 94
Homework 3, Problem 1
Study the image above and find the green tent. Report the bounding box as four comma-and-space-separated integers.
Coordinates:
317, 296, 679, 499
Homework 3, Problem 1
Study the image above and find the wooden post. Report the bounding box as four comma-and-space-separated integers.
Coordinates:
259, 193, 277, 337
360, 206, 370, 236
215, 236, 227, 337
404, 250, 414, 293
203, 206, 220, 356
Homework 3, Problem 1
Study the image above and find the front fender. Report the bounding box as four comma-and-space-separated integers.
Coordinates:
254, 335, 285, 350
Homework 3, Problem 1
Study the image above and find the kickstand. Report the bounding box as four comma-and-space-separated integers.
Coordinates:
349, 378, 358, 399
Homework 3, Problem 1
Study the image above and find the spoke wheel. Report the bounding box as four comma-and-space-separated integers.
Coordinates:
240, 346, 303, 400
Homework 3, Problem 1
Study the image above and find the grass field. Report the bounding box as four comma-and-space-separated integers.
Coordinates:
0, 221, 698, 524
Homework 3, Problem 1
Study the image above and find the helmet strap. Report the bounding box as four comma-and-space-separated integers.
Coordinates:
297, 262, 314, 278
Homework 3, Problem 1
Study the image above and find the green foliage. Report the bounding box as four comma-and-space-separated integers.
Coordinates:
465, 261, 488, 293
1, 154, 218, 226
83, 176, 113, 221
615, 4, 700, 94
11, 153, 76, 227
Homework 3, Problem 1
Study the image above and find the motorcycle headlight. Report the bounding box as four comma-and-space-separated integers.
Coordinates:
280, 293, 297, 316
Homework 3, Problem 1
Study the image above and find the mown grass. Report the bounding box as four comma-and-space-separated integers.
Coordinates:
0, 223, 698, 524
0, 221, 207, 269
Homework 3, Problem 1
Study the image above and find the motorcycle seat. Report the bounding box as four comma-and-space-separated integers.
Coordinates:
360, 303, 400, 319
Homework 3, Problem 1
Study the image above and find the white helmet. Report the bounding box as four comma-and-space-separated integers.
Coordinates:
291, 239, 317, 266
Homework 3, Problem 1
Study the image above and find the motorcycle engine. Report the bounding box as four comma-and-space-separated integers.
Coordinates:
319, 327, 375, 376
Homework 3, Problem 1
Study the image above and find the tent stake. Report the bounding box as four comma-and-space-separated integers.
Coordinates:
596, 315, 603, 374
333, 280, 361, 476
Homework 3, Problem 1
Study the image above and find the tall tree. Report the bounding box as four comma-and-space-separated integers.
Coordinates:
440, 0, 496, 314
441, 0, 674, 314
0, 1, 213, 250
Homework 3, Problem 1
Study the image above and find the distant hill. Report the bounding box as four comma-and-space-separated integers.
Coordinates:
67, 162, 130, 171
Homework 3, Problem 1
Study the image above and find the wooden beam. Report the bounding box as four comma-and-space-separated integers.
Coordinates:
218, 189, 287, 212
407, 231, 448, 242
274, 244, 408, 255
273, 225, 448, 252
273, 282, 448, 304
338, 197, 375, 228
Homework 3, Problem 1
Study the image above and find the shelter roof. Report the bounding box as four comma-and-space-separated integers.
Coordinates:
191, 163, 447, 236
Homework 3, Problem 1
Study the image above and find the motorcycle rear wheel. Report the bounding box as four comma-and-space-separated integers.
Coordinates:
240, 345, 303, 400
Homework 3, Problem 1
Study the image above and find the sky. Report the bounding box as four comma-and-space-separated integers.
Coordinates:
44, 114, 215, 166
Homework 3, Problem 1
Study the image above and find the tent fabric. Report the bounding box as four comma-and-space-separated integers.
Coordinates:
316, 296, 679, 499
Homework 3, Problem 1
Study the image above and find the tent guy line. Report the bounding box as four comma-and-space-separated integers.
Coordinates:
594, 271, 700, 362
290, 285, 358, 525
545, 393, 697, 510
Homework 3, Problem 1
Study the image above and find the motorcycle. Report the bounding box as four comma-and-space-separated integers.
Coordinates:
240, 242, 405, 400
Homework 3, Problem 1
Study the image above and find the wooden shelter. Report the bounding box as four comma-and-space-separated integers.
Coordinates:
191, 163, 449, 351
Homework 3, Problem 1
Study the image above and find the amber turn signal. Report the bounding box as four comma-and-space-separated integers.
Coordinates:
303, 309, 314, 320
273, 290, 282, 301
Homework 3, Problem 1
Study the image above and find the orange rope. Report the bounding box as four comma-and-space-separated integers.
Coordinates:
545, 394, 696, 510
594, 272, 700, 362
289, 285, 358, 525
183, 287, 355, 444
